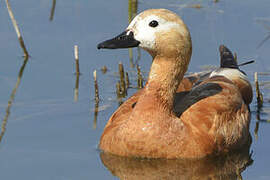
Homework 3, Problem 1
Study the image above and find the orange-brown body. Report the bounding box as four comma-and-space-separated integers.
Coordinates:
100, 74, 252, 158
98, 9, 253, 159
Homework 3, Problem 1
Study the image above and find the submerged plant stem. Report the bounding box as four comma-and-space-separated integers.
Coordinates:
0, 57, 29, 143
74, 74, 79, 102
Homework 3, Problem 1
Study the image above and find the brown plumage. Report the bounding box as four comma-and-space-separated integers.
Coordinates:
97, 9, 252, 159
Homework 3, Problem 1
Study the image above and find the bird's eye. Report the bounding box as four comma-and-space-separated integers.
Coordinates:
149, 20, 159, 28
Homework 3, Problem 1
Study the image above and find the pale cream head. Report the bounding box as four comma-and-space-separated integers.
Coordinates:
126, 9, 192, 57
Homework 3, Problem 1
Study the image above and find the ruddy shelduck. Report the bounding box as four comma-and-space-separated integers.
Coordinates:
97, 9, 253, 159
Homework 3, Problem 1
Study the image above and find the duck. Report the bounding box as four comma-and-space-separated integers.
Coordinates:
97, 9, 253, 159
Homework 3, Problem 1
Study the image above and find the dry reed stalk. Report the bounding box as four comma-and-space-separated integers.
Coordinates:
73, 45, 80, 102
128, 48, 134, 68
254, 121, 259, 140
5, 0, 29, 57
74, 45, 80, 75
116, 82, 121, 97
93, 70, 99, 102
92, 70, 99, 129
233, 52, 238, 64
125, 72, 130, 89
93, 100, 99, 129
49, 0, 56, 21
137, 65, 143, 88
118, 62, 126, 95
254, 72, 263, 108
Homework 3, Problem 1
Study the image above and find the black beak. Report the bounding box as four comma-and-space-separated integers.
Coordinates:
97, 31, 140, 49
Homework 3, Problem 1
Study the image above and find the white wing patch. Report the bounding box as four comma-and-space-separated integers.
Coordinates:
210, 68, 249, 81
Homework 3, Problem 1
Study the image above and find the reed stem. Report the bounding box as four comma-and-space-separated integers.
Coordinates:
118, 62, 126, 95
93, 70, 99, 102
74, 45, 80, 75
125, 72, 130, 89
233, 52, 238, 64
92, 70, 99, 129
254, 72, 263, 109
137, 65, 143, 88
93, 99, 99, 129
116, 82, 121, 97
5, 0, 29, 57
49, 0, 56, 21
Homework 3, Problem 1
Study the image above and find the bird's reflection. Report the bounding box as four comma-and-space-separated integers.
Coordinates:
100, 144, 253, 180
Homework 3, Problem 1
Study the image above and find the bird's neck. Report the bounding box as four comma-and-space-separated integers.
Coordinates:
144, 55, 190, 110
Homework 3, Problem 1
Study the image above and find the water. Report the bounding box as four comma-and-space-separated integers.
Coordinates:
0, 0, 270, 179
